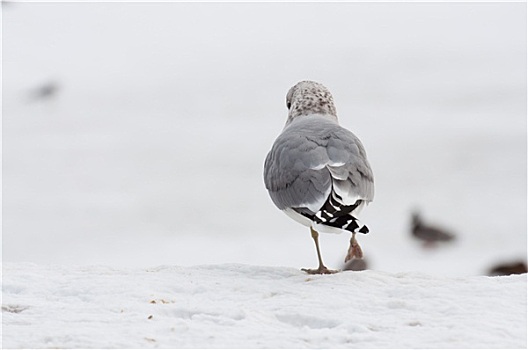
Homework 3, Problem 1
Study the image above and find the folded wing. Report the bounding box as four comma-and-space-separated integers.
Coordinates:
264, 117, 374, 222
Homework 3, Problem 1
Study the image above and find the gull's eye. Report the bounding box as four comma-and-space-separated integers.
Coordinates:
286, 100, 291, 109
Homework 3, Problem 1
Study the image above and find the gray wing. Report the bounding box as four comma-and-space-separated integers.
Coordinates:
264, 117, 374, 214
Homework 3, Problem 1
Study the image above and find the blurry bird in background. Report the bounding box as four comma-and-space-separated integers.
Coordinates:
27, 81, 60, 103
411, 211, 456, 248
488, 260, 527, 276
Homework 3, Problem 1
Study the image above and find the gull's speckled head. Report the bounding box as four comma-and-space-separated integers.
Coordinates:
285, 81, 337, 125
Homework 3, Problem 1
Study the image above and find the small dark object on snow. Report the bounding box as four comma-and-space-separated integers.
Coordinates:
2, 305, 29, 314
343, 258, 368, 272
411, 211, 455, 247
488, 261, 527, 276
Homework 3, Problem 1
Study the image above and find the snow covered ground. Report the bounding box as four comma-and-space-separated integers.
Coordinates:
2, 2, 527, 348
2, 263, 526, 349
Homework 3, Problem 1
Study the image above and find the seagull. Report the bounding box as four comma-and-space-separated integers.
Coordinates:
264, 81, 374, 274
411, 211, 455, 246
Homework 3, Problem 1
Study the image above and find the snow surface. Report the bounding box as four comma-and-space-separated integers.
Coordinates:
2, 263, 526, 349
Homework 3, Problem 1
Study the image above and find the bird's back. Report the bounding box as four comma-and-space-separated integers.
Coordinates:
264, 114, 373, 232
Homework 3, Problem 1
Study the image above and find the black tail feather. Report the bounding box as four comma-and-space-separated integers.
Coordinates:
294, 184, 370, 234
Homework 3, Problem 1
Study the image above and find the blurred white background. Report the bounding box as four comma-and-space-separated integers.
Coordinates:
2, 2, 526, 276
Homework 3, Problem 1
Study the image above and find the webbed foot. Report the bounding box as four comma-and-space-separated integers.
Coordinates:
345, 233, 364, 263
301, 266, 339, 275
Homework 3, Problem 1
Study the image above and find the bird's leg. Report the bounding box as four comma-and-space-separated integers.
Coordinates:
302, 227, 338, 275
345, 233, 364, 263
